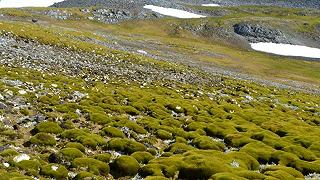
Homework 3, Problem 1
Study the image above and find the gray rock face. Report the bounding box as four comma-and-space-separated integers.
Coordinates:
233, 23, 289, 43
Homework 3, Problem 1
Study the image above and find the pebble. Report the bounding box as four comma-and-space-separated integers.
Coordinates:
18, 90, 27, 95
3, 162, 10, 167
51, 165, 59, 171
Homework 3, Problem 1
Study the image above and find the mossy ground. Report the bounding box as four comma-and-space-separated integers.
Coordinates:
0, 4, 319, 180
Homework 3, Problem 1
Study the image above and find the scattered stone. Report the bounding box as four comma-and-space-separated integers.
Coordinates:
18, 90, 27, 95
3, 162, 10, 167
0, 102, 7, 109
230, 160, 240, 168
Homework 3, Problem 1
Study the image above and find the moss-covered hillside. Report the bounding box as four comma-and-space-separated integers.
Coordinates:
0, 4, 319, 180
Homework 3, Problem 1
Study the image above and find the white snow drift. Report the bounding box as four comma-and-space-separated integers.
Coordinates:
144, 5, 205, 19
250, 42, 320, 59
202, 4, 221, 7
0, 0, 64, 8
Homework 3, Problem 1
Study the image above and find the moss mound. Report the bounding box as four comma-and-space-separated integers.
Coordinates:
29, 132, 57, 146
131, 151, 155, 164
31, 121, 63, 135
100, 126, 125, 138
107, 138, 146, 154
40, 164, 68, 179
72, 158, 109, 176
93, 153, 111, 163
16, 160, 41, 176
110, 155, 140, 178
59, 148, 84, 161
65, 142, 85, 152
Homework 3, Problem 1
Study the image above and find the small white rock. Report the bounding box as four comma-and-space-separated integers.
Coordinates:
18, 90, 27, 95
51, 84, 58, 88
51, 165, 59, 171
13, 154, 30, 163
3, 162, 10, 167
68, 172, 77, 178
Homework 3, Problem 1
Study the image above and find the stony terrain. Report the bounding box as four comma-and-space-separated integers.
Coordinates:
0, 1, 320, 180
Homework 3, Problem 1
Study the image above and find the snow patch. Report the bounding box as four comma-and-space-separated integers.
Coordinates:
144, 5, 205, 19
0, 0, 65, 8
202, 4, 221, 7
250, 42, 320, 59
137, 50, 148, 55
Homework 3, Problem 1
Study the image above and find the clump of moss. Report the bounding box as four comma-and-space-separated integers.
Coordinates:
110, 155, 140, 178
89, 112, 112, 125
271, 150, 300, 166
0, 149, 19, 157
65, 142, 85, 152
139, 164, 166, 177
40, 164, 68, 179
178, 153, 232, 179
74, 171, 104, 180
225, 134, 253, 147
289, 160, 320, 175
131, 151, 154, 164
156, 130, 173, 140
161, 152, 173, 157
93, 153, 111, 163
211, 172, 246, 180
58, 148, 84, 162
107, 138, 146, 154
240, 141, 275, 164
192, 136, 225, 150
72, 158, 109, 175
29, 132, 57, 146
61, 129, 107, 148
166, 143, 195, 154
144, 176, 169, 180
309, 142, 320, 157
234, 170, 265, 179
31, 121, 63, 135
261, 165, 304, 178
16, 160, 41, 176
225, 152, 260, 170
100, 127, 125, 138
205, 122, 238, 139
0, 170, 32, 180
283, 145, 316, 161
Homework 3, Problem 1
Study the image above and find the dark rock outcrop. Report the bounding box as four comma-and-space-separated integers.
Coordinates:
233, 23, 289, 43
